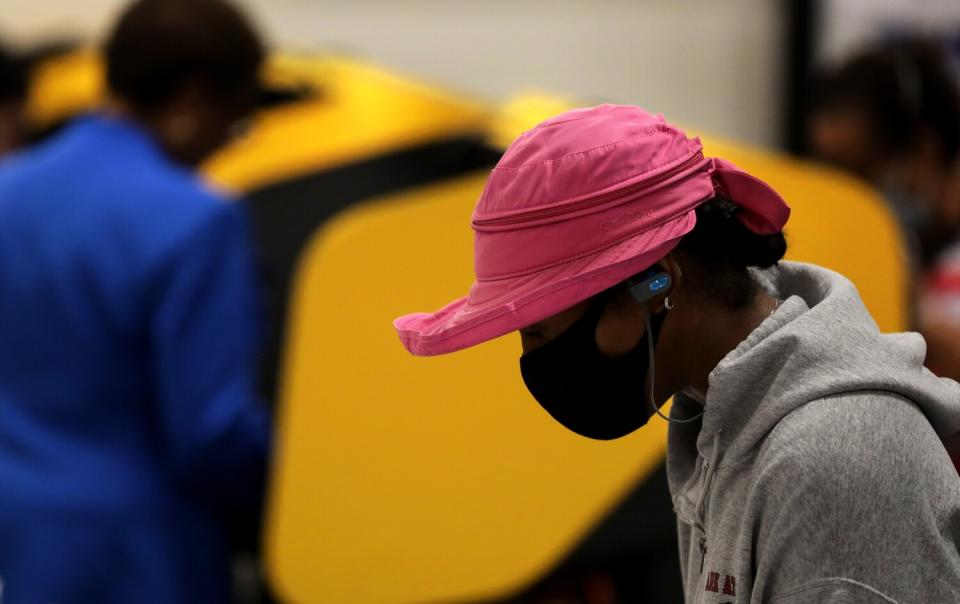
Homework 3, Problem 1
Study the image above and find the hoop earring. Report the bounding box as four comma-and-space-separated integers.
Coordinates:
664, 296, 674, 311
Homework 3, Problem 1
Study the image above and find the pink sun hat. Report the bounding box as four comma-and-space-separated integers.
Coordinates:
394, 104, 790, 356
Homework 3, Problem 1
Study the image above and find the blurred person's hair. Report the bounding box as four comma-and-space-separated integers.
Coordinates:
811, 40, 960, 164
104, 0, 264, 111
0, 43, 27, 104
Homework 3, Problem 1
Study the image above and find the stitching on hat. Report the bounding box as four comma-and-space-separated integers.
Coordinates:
475, 152, 707, 224
476, 211, 693, 282
493, 124, 681, 171
601, 209, 657, 232
494, 138, 629, 170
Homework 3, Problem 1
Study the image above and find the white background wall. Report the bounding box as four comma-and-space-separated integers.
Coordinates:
818, 0, 960, 64
3, 0, 784, 146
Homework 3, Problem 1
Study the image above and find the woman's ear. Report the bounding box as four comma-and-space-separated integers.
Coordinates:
596, 255, 684, 356
648, 254, 683, 316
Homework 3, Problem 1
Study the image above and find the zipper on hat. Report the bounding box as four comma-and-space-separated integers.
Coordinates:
473, 152, 704, 228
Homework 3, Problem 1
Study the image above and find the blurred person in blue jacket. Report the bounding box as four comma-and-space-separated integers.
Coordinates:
0, 1, 271, 602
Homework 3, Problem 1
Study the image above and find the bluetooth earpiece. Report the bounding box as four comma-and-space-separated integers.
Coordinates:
625, 269, 672, 305
626, 267, 704, 424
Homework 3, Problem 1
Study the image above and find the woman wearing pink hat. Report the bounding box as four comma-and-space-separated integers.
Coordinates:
395, 105, 960, 603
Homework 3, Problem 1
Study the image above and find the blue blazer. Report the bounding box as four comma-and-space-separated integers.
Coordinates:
0, 116, 271, 603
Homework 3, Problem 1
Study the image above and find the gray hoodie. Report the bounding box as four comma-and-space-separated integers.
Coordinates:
668, 261, 960, 603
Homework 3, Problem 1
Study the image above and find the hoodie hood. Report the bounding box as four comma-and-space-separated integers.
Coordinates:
670, 260, 960, 467
667, 260, 960, 603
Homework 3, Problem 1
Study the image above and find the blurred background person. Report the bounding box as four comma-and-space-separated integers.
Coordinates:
807, 40, 960, 383
807, 39, 960, 267
0, 42, 27, 158
0, 1, 271, 602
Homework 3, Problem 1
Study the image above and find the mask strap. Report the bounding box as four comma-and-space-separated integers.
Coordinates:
646, 315, 705, 424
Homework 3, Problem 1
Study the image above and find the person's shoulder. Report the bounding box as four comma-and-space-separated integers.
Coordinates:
140, 156, 233, 211
753, 396, 960, 604
149, 183, 248, 258
118, 152, 245, 242
0, 131, 73, 190
756, 392, 955, 496
93, 154, 248, 272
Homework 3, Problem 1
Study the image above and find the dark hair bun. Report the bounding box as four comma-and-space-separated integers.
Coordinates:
672, 195, 786, 310
743, 230, 788, 269
681, 196, 787, 269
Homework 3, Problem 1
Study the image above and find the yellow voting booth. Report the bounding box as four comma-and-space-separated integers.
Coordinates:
24, 52, 907, 603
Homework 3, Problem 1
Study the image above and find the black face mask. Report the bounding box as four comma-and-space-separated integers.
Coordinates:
519, 296, 667, 440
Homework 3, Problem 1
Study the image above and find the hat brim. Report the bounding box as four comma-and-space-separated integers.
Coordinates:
395, 211, 696, 356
